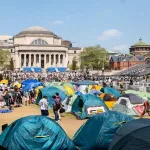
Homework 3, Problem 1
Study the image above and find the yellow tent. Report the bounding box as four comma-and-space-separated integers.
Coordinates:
99, 93, 117, 109
12, 82, 21, 88
0, 79, 8, 85
35, 86, 43, 98
90, 85, 102, 91
64, 85, 74, 96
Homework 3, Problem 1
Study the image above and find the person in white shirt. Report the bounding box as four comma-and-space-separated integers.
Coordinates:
39, 96, 49, 116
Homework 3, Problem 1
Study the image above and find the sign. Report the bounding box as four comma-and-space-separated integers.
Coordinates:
87, 106, 105, 115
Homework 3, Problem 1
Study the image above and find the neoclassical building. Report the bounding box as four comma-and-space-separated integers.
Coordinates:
11, 26, 82, 70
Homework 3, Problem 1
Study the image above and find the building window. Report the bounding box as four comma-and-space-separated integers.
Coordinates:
31, 62, 33, 66
74, 50, 76, 54
31, 39, 48, 45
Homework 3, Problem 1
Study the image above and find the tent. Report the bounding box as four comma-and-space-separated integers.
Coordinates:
101, 87, 121, 99
99, 93, 117, 109
125, 90, 150, 100
0, 80, 8, 85
112, 93, 144, 116
36, 86, 67, 106
72, 94, 109, 119
109, 119, 150, 150
0, 115, 77, 150
61, 82, 75, 96
22, 79, 38, 85
62, 94, 78, 112
22, 81, 43, 93
35, 86, 43, 99
73, 111, 134, 150
72, 80, 98, 85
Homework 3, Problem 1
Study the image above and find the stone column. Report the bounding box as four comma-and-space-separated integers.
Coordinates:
28, 54, 31, 67
48, 54, 51, 67
34, 54, 36, 67
24, 54, 26, 67
44, 54, 46, 69
53, 54, 56, 67
39, 54, 41, 68
64, 52, 68, 68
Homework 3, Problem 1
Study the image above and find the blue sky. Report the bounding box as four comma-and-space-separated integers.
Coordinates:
0, 0, 150, 53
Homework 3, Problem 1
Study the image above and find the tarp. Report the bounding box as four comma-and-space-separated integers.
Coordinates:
72, 94, 109, 119
109, 119, 150, 150
22, 79, 38, 85
36, 86, 67, 106
35, 86, 43, 99
23, 67, 42, 72
0, 115, 77, 150
73, 111, 134, 150
22, 82, 43, 93
102, 87, 121, 99
57, 67, 67, 72
72, 80, 98, 85
47, 67, 56, 72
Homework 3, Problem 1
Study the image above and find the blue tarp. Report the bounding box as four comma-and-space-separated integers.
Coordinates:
0, 115, 77, 150
47, 67, 56, 72
22, 79, 38, 85
57, 67, 67, 72
73, 111, 134, 150
72, 80, 98, 85
23, 67, 42, 72
22, 82, 43, 92
47, 67, 67, 72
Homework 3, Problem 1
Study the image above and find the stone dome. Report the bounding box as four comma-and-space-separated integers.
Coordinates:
24, 26, 49, 32
134, 38, 148, 46
15, 26, 59, 38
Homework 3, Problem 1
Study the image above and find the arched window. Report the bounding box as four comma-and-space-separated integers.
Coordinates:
31, 39, 48, 45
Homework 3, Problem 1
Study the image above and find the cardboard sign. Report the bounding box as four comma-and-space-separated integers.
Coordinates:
87, 106, 105, 115
133, 105, 145, 116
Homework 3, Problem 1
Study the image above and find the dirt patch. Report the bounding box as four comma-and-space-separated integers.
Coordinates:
0, 104, 86, 138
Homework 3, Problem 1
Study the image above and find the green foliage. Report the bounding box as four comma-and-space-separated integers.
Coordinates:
0, 49, 11, 67
9, 58, 14, 71
69, 57, 79, 70
80, 45, 109, 70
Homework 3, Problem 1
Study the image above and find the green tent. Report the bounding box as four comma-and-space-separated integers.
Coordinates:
72, 94, 109, 119
125, 90, 150, 100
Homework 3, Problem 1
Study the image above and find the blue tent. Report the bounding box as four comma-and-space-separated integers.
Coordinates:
36, 86, 67, 106
22, 79, 38, 85
73, 111, 134, 150
23, 67, 32, 72
22, 81, 43, 93
23, 67, 42, 73
0, 115, 77, 150
72, 94, 109, 119
103, 87, 121, 99
72, 80, 98, 85
109, 119, 150, 150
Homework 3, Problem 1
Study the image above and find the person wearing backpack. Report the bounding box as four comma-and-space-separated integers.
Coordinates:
55, 93, 62, 120
52, 95, 60, 122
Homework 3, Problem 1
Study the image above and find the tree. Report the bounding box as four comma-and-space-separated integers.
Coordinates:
80, 45, 109, 70
69, 57, 79, 70
0, 49, 11, 68
9, 58, 14, 71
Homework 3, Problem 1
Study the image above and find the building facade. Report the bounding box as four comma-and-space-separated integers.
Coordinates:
110, 55, 145, 70
11, 26, 82, 70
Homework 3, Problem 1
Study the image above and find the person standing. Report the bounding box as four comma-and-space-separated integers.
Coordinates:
52, 95, 60, 122
55, 93, 62, 120
39, 96, 49, 116
24, 89, 30, 106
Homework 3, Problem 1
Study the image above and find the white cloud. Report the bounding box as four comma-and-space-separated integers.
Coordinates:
99, 29, 122, 40
112, 44, 129, 53
52, 20, 64, 25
